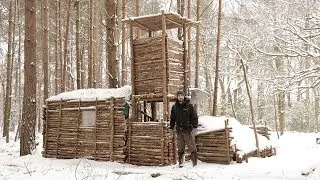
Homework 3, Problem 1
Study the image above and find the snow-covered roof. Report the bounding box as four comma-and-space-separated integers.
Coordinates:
197, 116, 273, 154
46, 85, 131, 102
122, 12, 195, 31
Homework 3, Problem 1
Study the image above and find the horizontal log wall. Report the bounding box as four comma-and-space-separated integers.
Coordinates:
127, 122, 175, 166
133, 36, 184, 95
195, 126, 235, 164
43, 97, 127, 162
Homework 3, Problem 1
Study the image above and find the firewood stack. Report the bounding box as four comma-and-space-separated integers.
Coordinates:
43, 97, 127, 163
126, 122, 175, 166
195, 121, 235, 164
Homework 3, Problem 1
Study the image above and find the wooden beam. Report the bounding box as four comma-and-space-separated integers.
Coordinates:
56, 98, 62, 158
110, 97, 115, 161
183, 24, 188, 94
161, 10, 167, 166
44, 101, 49, 157
165, 17, 183, 27
94, 98, 98, 160
130, 21, 136, 122
132, 20, 153, 31
76, 100, 81, 158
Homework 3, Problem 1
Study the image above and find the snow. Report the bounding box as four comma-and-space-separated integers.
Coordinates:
46, 85, 132, 102
197, 116, 273, 155
2, 130, 320, 179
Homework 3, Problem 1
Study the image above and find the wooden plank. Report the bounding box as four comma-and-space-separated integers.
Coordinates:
225, 120, 231, 164
110, 97, 115, 161
44, 102, 49, 157
56, 98, 62, 158
161, 10, 167, 166
183, 24, 187, 94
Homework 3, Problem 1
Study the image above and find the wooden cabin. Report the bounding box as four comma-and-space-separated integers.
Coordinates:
42, 86, 131, 162
123, 11, 196, 166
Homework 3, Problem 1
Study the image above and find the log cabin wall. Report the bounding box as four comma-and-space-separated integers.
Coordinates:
133, 36, 184, 95
195, 120, 234, 164
42, 97, 127, 162
126, 122, 175, 166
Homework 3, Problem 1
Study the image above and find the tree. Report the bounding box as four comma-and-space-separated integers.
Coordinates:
75, 0, 81, 89
106, 0, 118, 88
212, 0, 222, 116
20, 0, 37, 156
42, 0, 49, 102
3, 0, 14, 143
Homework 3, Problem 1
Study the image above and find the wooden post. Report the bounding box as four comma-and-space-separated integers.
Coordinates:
56, 98, 63, 158
130, 20, 136, 122
109, 97, 115, 161
76, 100, 81, 158
183, 24, 188, 95
121, 0, 127, 86
195, 0, 200, 89
161, 10, 167, 166
44, 101, 49, 157
224, 119, 231, 164
143, 101, 147, 122
94, 98, 98, 160
151, 102, 156, 121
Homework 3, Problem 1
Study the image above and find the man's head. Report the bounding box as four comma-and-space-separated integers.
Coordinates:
176, 91, 185, 103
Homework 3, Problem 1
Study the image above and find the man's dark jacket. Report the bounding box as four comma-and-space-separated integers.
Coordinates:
170, 97, 198, 132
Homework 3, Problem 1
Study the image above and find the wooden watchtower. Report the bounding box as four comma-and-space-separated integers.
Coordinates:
123, 11, 195, 166
125, 10, 194, 123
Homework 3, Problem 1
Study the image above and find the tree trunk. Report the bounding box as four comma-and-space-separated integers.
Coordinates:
54, 0, 60, 94
76, 0, 81, 89
58, 0, 63, 92
15, 9, 22, 141
121, 0, 127, 86
194, 0, 200, 89
42, 0, 49, 102
21, 0, 37, 156
177, 0, 184, 40
212, 0, 222, 116
315, 90, 319, 132
3, 0, 14, 142
274, 46, 285, 135
239, 55, 260, 157
88, 0, 93, 88
10, 0, 18, 132
135, 0, 140, 38
62, 0, 72, 92
106, 0, 118, 88
257, 80, 264, 122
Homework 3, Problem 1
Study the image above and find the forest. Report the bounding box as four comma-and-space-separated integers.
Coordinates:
0, 0, 319, 155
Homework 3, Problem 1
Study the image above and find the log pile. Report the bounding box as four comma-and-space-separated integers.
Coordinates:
249, 126, 271, 140
42, 97, 127, 163
133, 36, 184, 95
236, 146, 276, 163
127, 122, 175, 166
195, 121, 235, 164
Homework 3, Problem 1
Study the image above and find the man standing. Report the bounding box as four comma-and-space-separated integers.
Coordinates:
170, 91, 198, 167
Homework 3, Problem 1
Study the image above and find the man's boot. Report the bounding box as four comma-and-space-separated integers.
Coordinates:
178, 152, 184, 168
191, 151, 197, 166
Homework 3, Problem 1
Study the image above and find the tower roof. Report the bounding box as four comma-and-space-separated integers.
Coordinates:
122, 12, 195, 31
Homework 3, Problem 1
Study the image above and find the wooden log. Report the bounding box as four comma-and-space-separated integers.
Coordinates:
110, 97, 115, 161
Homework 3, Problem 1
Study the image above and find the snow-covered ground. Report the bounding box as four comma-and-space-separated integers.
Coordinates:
1, 131, 320, 180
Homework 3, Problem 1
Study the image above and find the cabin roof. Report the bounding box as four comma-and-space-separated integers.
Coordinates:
122, 12, 195, 31
46, 85, 131, 102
